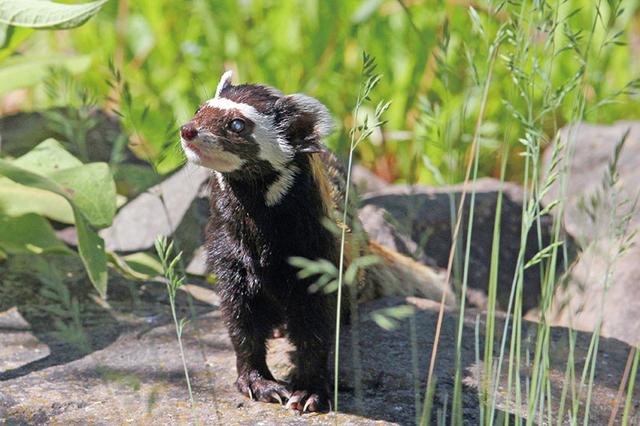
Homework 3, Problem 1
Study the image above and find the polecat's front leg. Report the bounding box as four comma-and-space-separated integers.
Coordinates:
285, 293, 332, 412
220, 281, 290, 404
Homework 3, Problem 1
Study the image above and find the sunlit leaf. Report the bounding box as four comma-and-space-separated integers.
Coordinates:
0, 179, 74, 223
0, 22, 9, 46
0, 0, 109, 29
0, 141, 116, 297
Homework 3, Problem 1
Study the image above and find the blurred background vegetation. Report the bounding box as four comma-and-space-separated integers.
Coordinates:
2, 0, 638, 184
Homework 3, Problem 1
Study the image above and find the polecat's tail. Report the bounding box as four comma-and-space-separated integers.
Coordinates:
361, 239, 457, 306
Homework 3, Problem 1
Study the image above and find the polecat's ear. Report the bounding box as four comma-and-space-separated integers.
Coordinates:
275, 94, 334, 153
215, 70, 233, 98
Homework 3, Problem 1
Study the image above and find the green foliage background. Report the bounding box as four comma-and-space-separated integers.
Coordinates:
5, 0, 639, 181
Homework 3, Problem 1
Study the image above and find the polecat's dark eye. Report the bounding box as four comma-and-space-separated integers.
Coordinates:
229, 118, 245, 133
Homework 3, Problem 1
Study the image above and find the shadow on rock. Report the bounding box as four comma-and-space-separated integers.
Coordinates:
360, 179, 577, 314
336, 297, 639, 425
0, 254, 214, 382
0, 257, 122, 381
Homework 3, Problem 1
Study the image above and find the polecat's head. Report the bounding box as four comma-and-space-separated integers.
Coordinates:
180, 71, 333, 205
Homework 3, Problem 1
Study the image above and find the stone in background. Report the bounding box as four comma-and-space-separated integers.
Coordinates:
359, 179, 562, 314
539, 122, 640, 346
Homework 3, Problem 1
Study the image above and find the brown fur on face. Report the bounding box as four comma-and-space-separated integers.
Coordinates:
191, 106, 256, 140
185, 106, 262, 164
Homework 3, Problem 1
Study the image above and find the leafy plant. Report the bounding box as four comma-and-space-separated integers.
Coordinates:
0, 0, 109, 29
0, 0, 639, 423
0, 213, 72, 256
0, 0, 109, 96
0, 1, 113, 296
288, 52, 390, 413
0, 139, 116, 297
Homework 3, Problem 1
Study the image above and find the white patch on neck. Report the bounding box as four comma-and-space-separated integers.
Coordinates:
214, 171, 226, 191
265, 166, 298, 206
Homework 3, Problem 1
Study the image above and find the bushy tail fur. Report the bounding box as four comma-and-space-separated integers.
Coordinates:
361, 240, 457, 306
309, 151, 456, 307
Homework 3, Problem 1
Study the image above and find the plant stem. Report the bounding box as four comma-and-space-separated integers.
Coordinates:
169, 292, 195, 407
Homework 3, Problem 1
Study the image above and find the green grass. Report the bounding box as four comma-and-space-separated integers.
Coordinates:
6, 0, 640, 180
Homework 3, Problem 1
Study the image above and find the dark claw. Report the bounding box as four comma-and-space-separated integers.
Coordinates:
236, 371, 290, 405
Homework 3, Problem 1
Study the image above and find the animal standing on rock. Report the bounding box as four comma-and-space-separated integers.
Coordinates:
180, 71, 454, 413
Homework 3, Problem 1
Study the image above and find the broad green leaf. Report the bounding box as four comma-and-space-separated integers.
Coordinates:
0, 213, 72, 255
0, 26, 32, 61
74, 206, 107, 298
108, 251, 163, 280
0, 179, 74, 223
0, 0, 109, 29
122, 252, 163, 276
48, 164, 116, 228
0, 54, 91, 96
0, 150, 115, 298
14, 138, 83, 174
0, 158, 65, 196
2, 139, 116, 227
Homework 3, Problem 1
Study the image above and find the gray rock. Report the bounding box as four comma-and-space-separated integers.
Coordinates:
1, 281, 636, 424
539, 122, 640, 345
186, 245, 208, 276
351, 164, 389, 194
359, 179, 562, 313
542, 122, 640, 238
101, 164, 211, 253
0, 391, 18, 420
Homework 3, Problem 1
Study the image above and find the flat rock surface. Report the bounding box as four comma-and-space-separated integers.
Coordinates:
1, 274, 637, 425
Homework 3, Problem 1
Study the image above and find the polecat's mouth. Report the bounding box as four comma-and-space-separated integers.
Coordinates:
181, 139, 202, 155
180, 139, 245, 172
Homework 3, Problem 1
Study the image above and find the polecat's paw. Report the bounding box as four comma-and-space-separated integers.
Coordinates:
285, 389, 330, 413
236, 371, 290, 404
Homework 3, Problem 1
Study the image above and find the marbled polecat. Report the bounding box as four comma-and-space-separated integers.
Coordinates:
180, 71, 454, 413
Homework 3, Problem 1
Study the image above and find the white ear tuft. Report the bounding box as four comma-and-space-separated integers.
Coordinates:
286, 94, 334, 138
215, 70, 233, 98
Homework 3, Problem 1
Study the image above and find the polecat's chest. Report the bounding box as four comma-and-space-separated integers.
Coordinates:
215, 203, 332, 258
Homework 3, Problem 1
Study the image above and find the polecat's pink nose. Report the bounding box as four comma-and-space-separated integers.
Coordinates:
181, 125, 198, 140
